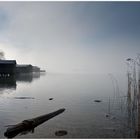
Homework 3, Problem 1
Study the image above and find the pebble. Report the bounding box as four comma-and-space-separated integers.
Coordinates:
94, 100, 102, 103
55, 130, 67, 136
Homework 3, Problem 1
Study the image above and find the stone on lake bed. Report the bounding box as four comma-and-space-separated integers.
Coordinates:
94, 100, 102, 103
14, 97, 35, 99
106, 114, 109, 117
55, 130, 67, 136
49, 98, 53, 100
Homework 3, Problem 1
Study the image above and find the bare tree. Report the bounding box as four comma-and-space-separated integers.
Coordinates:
0, 51, 5, 60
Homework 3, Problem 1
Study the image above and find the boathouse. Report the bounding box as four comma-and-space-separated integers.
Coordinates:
16, 64, 33, 73
0, 60, 16, 76
32, 66, 40, 72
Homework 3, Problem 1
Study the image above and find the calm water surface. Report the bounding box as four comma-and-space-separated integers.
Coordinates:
0, 73, 135, 138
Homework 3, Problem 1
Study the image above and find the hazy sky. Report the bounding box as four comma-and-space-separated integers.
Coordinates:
0, 2, 140, 74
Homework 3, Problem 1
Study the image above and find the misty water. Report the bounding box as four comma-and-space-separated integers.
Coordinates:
0, 72, 137, 138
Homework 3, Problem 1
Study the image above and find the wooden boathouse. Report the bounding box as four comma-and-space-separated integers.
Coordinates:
16, 64, 33, 73
0, 60, 16, 76
0, 60, 42, 76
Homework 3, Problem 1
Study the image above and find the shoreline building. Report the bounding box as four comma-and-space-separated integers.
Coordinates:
16, 64, 33, 74
0, 60, 16, 76
0, 60, 43, 76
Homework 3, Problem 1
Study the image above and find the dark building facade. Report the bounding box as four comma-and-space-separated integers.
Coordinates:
16, 64, 33, 73
32, 66, 40, 72
0, 60, 42, 76
0, 60, 16, 75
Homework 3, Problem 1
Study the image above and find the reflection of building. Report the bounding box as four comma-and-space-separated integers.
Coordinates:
0, 76, 16, 90
0, 72, 42, 93
16, 73, 33, 83
16, 73, 40, 83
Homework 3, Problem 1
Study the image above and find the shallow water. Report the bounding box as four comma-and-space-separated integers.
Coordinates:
0, 72, 136, 138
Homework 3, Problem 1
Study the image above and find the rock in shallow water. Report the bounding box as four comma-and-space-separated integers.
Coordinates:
94, 100, 102, 103
106, 114, 110, 117
55, 130, 67, 136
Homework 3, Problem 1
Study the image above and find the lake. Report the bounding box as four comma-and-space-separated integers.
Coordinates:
0, 72, 137, 138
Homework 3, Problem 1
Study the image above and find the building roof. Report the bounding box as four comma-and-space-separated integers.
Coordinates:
0, 60, 16, 64
16, 64, 32, 67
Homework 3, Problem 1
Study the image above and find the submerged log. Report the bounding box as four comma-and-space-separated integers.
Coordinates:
4, 108, 65, 138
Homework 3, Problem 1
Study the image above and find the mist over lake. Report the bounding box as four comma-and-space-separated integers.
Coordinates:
0, 1, 140, 138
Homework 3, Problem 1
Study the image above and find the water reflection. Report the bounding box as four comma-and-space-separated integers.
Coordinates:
1, 73, 137, 138
0, 76, 16, 90
0, 72, 46, 93
16, 72, 41, 83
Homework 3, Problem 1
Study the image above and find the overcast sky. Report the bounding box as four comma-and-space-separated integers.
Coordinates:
0, 2, 140, 74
